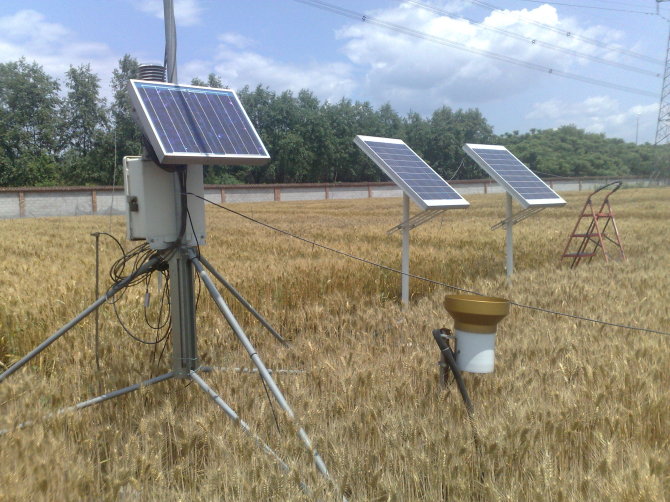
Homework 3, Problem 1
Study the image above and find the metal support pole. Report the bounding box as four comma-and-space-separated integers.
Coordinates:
198, 255, 288, 347
91, 232, 101, 373
0, 257, 160, 383
188, 251, 340, 492
505, 193, 514, 278
163, 0, 177, 84
401, 193, 410, 306
161, 0, 198, 378
189, 371, 312, 496
170, 249, 198, 377
0, 372, 174, 435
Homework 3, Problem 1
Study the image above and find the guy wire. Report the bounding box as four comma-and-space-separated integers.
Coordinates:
187, 193, 670, 338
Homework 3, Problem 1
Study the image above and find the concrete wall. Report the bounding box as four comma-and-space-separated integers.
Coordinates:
0, 176, 665, 219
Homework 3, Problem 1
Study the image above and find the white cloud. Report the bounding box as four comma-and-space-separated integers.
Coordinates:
334, 2, 626, 113
0, 9, 116, 88
182, 38, 357, 102
526, 96, 657, 141
217, 32, 255, 50
134, 0, 203, 27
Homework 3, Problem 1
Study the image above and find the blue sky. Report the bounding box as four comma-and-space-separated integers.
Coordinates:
0, 0, 668, 143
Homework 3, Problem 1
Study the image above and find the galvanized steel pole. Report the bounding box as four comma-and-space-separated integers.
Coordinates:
188, 251, 338, 489
505, 192, 514, 278
401, 193, 410, 305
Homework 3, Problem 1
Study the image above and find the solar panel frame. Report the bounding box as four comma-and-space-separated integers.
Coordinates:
463, 144, 566, 208
128, 79, 270, 166
354, 135, 469, 210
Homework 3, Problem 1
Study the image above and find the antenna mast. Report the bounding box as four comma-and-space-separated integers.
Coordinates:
161, 0, 199, 377
164, 0, 177, 83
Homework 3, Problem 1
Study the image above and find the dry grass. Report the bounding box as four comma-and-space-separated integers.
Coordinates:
0, 187, 668, 501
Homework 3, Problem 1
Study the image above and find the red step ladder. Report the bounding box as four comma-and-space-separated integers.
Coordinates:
561, 181, 626, 269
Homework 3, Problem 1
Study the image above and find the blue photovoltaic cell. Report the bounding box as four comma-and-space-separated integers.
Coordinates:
130, 80, 269, 165
355, 136, 468, 209
464, 144, 565, 207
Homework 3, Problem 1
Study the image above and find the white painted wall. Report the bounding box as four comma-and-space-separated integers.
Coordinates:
0, 177, 662, 219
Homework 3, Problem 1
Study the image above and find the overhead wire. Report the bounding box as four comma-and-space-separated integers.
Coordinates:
294, 0, 658, 97
406, 0, 661, 77
517, 0, 657, 15
467, 0, 664, 64
188, 192, 670, 338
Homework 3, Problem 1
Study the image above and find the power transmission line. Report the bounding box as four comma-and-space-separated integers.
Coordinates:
467, 0, 664, 64
407, 0, 661, 77
590, 0, 658, 7
295, 0, 657, 98
518, 0, 657, 15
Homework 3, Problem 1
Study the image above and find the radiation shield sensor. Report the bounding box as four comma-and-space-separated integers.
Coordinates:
128, 79, 270, 166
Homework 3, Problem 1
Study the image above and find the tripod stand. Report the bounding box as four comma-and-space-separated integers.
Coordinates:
0, 246, 342, 499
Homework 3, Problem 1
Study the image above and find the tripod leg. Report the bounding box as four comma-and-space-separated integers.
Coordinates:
189, 370, 311, 496
0, 371, 174, 435
189, 251, 341, 496
0, 257, 161, 383
197, 254, 289, 347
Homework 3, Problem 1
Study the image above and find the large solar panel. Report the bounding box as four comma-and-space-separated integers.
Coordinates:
128, 80, 270, 165
354, 136, 469, 210
463, 144, 566, 208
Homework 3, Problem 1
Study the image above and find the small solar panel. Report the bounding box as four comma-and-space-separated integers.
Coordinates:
354, 136, 469, 210
128, 79, 270, 165
463, 144, 566, 208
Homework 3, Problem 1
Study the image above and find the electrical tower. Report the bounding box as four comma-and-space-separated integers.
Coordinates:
655, 1, 670, 145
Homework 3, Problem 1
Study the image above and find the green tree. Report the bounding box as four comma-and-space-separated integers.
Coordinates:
61, 64, 109, 184
191, 73, 225, 88
0, 58, 62, 185
423, 106, 493, 179
237, 84, 278, 183
64, 64, 107, 155
110, 55, 141, 164
501, 125, 635, 177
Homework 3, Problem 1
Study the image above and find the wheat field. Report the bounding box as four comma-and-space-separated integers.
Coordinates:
0, 187, 668, 501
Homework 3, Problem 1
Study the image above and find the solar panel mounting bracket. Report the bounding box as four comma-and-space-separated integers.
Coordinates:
388, 208, 447, 234
491, 206, 545, 230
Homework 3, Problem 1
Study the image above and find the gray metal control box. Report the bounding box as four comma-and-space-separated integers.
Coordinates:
123, 156, 206, 249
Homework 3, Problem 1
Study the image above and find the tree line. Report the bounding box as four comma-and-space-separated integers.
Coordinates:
0, 55, 667, 187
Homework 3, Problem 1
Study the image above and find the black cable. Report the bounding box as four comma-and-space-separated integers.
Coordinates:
188, 192, 670, 338
143, 270, 171, 330
112, 297, 171, 345
93, 231, 126, 257
175, 169, 189, 244
187, 205, 201, 259
259, 374, 282, 435
99, 238, 174, 345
